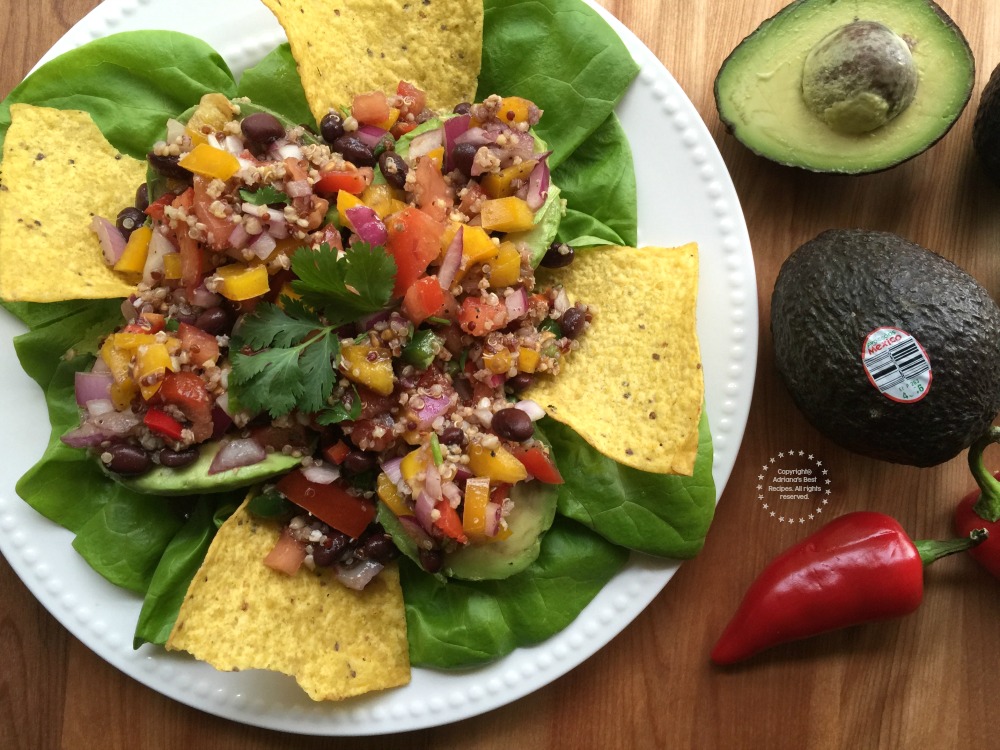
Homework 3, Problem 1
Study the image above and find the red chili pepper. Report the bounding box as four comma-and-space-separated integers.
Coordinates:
954, 427, 1000, 577
711, 511, 985, 665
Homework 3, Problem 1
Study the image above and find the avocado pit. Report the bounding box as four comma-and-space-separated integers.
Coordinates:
801, 20, 918, 134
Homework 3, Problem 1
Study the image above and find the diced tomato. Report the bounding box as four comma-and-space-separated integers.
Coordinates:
413, 156, 453, 222
322, 439, 352, 465
123, 312, 165, 335
390, 120, 418, 139
283, 157, 309, 182
169, 189, 204, 291
434, 499, 468, 543
144, 193, 176, 221
458, 181, 487, 217
314, 165, 373, 196
263, 526, 307, 575
159, 371, 213, 442
192, 175, 234, 250
396, 81, 427, 119
143, 407, 185, 441
352, 91, 391, 125
275, 470, 376, 538
458, 296, 508, 336
177, 322, 220, 366
512, 445, 564, 484
385, 206, 444, 297
402, 275, 446, 324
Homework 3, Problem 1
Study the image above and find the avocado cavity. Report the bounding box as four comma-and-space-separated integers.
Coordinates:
801, 21, 917, 134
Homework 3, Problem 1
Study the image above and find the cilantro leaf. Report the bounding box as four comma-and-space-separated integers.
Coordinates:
239, 185, 289, 206
290, 242, 395, 324
315, 384, 362, 425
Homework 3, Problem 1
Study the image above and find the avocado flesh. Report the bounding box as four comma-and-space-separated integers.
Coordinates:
105, 440, 305, 496
714, 0, 974, 173
771, 230, 1000, 467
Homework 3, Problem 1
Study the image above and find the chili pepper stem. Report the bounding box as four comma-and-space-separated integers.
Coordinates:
914, 528, 988, 566
969, 427, 1000, 522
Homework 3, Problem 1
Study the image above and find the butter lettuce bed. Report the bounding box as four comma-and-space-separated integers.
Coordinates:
0, 0, 715, 668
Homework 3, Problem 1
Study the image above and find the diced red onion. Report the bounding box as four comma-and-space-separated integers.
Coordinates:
415, 395, 451, 429
380, 456, 408, 495
208, 437, 267, 475
91, 216, 127, 265
85, 399, 115, 418
487, 373, 505, 389
335, 559, 384, 591
91, 358, 111, 375
526, 153, 551, 211
345, 205, 388, 246
441, 480, 462, 507
484, 501, 502, 537
553, 287, 571, 315
453, 466, 472, 485
60, 423, 108, 448
355, 124, 389, 148
438, 227, 463, 289
248, 231, 277, 260
92, 409, 142, 436
414, 491, 436, 535
266, 138, 288, 157
424, 461, 443, 502
120, 298, 138, 322
284, 179, 312, 199
266, 216, 289, 240
443, 114, 470, 173
359, 309, 392, 331
210, 405, 233, 440
515, 399, 546, 422
277, 143, 303, 161
223, 135, 244, 155
398, 515, 434, 548
76, 369, 113, 406
302, 462, 341, 485
454, 127, 492, 147
407, 127, 443, 159
504, 286, 528, 321
189, 283, 221, 309
229, 222, 250, 249
143, 231, 177, 286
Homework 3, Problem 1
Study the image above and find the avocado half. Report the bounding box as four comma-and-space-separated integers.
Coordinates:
103, 440, 305, 496
771, 229, 1000, 467
715, 0, 975, 174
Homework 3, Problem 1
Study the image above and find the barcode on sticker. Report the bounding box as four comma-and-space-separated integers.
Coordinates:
861, 328, 932, 403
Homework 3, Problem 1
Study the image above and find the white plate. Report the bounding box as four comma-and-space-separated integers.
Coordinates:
0, 0, 756, 736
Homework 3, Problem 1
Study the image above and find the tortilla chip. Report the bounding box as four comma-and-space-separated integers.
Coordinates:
167, 500, 410, 701
528, 244, 703, 475
0, 104, 143, 302
261, 0, 483, 122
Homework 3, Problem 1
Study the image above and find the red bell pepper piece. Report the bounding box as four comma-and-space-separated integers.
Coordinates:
143, 407, 185, 441
512, 445, 564, 484
711, 511, 986, 665
275, 469, 376, 539
954, 427, 1000, 577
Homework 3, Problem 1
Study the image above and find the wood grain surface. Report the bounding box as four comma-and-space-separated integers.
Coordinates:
4, 1, 1000, 748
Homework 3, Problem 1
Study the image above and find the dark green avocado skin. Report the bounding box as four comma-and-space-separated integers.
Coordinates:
973, 62, 1000, 185
771, 229, 1000, 467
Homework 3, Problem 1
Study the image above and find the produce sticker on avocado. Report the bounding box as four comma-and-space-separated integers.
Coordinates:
861, 326, 932, 403
0, 0, 718, 706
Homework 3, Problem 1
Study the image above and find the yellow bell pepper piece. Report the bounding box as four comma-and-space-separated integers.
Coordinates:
113, 332, 158, 350
215, 263, 270, 301
468, 442, 528, 483
340, 342, 395, 395
488, 242, 521, 288
113, 226, 152, 274
499, 96, 533, 124
163, 252, 182, 281
480, 197, 536, 233
184, 126, 208, 148
375, 107, 401, 132
362, 183, 398, 219
101, 337, 131, 383
426, 146, 445, 172
480, 160, 537, 199
463, 225, 499, 266
177, 143, 241, 181
462, 476, 491, 540
483, 349, 512, 374
377, 472, 412, 517
135, 342, 173, 400
337, 189, 365, 227
518, 347, 540, 374
110, 380, 139, 410
400, 447, 426, 484
440, 221, 462, 260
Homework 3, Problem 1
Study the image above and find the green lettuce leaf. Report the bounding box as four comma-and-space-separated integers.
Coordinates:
546, 408, 716, 559
235, 43, 316, 131
0, 31, 237, 157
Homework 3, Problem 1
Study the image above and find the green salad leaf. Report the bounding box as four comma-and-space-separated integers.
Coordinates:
0, 31, 237, 158
236, 43, 317, 132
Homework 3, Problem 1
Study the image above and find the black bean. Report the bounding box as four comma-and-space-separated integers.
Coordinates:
241, 112, 285, 145
439, 426, 466, 446
560, 306, 586, 339
193, 306, 232, 335
451, 142, 478, 178
104, 443, 151, 475
341, 450, 376, 475
158, 447, 199, 468
506, 373, 535, 394
134, 183, 149, 212
147, 151, 190, 181
378, 151, 409, 190
361, 534, 399, 564
313, 532, 351, 567
491, 407, 534, 442
419, 548, 444, 574
333, 134, 375, 167
116, 207, 147, 240
453, 102, 472, 115
320, 111, 346, 143
540, 242, 575, 269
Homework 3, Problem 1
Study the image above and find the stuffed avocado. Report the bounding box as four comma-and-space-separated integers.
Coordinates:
714, 0, 974, 174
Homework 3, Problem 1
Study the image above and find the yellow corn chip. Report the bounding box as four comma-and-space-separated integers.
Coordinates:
0, 104, 143, 302
261, 0, 483, 122
528, 244, 703, 475
167, 500, 410, 701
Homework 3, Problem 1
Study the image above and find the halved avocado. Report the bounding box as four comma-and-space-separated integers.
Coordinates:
104, 440, 305, 496
714, 0, 974, 173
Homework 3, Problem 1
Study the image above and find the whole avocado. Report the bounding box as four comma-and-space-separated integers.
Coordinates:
973, 62, 1000, 184
771, 229, 1000, 467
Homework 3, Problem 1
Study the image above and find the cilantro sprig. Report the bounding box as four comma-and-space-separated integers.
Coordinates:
239, 185, 289, 206
229, 243, 396, 418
